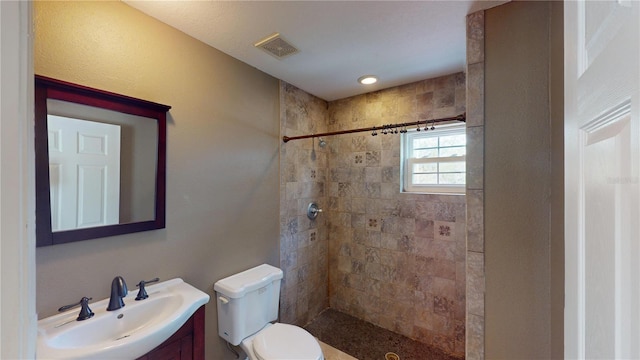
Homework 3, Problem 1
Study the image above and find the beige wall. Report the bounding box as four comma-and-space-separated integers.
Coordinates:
549, 2, 564, 359
34, 2, 280, 359
484, 1, 563, 358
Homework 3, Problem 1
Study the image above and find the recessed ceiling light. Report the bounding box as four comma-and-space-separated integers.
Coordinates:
358, 75, 378, 85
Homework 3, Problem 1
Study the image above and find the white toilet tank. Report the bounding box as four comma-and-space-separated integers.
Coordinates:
214, 264, 283, 346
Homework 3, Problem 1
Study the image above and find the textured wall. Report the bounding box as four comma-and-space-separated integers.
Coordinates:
34, 3, 280, 359
326, 74, 467, 356
279, 82, 330, 326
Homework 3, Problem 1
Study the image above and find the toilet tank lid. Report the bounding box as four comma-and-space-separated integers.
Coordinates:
214, 264, 283, 298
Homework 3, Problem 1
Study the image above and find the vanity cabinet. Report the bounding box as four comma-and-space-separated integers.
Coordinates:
137, 306, 205, 360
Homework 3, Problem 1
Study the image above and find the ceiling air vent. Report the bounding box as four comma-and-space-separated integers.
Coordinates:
254, 33, 299, 59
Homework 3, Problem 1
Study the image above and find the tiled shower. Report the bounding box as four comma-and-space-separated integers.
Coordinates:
279, 73, 467, 357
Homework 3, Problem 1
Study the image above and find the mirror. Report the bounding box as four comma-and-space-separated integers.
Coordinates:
35, 75, 170, 247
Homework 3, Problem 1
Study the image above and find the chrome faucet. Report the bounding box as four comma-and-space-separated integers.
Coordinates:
106, 276, 128, 311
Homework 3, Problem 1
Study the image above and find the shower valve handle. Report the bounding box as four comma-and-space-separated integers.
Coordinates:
307, 202, 322, 220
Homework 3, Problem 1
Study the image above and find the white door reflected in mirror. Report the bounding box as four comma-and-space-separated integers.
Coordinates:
48, 115, 121, 231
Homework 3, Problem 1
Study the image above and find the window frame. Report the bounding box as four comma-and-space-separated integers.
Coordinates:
401, 122, 466, 194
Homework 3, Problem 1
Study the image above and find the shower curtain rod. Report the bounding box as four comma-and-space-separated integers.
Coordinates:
282, 113, 466, 143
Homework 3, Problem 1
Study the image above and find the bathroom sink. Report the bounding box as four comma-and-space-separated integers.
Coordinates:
37, 278, 210, 359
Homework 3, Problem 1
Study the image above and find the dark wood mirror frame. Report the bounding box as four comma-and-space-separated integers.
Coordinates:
35, 75, 171, 247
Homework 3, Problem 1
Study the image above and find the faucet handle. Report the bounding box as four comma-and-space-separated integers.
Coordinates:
135, 278, 159, 301
58, 297, 94, 321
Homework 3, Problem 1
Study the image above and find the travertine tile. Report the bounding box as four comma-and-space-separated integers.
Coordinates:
466, 189, 484, 253
467, 313, 484, 360
464, 17, 485, 360
434, 87, 456, 109
466, 125, 484, 189
466, 62, 485, 127
467, 12, 485, 65
467, 251, 485, 317
280, 82, 330, 325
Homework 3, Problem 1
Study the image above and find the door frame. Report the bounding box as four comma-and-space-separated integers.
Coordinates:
0, 1, 36, 358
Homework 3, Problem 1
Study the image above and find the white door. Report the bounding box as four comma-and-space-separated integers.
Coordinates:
565, 1, 640, 359
47, 115, 121, 231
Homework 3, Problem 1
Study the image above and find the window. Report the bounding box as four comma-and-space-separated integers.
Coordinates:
401, 123, 466, 194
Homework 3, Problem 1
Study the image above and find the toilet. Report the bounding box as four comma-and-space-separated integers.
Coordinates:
214, 264, 324, 360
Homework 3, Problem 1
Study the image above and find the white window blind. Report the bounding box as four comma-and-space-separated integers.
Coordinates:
402, 123, 466, 194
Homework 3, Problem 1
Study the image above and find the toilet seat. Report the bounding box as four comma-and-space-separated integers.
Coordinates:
252, 323, 323, 360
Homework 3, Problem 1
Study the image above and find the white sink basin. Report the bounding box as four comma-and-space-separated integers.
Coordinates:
37, 278, 210, 359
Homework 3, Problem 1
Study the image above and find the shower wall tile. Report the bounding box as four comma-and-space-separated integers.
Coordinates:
466, 190, 484, 253
466, 251, 485, 317
467, 11, 485, 65
467, 63, 485, 127
466, 10, 485, 360
326, 72, 466, 357
467, 313, 485, 360
466, 126, 484, 190
279, 81, 329, 326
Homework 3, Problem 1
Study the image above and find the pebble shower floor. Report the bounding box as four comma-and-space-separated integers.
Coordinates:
304, 309, 464, 360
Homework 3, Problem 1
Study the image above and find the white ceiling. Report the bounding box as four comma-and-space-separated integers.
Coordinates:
125, 1, 507, 101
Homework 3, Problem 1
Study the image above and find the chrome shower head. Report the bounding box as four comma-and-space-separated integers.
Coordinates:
318, 137, 327, 148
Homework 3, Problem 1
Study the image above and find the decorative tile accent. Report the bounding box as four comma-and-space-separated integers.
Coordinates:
365, 151, 380, 166
398, 235, 416, 253
338, 182, 352, 197
351, 136, 367, 151
381, 166, 396, 183
435, 221, 456, 241
364, 182, 381, 198
434, 295, 454, 315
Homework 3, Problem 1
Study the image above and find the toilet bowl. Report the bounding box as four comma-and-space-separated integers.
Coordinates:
240, 323, 323, 360
214, 264, 324, 360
